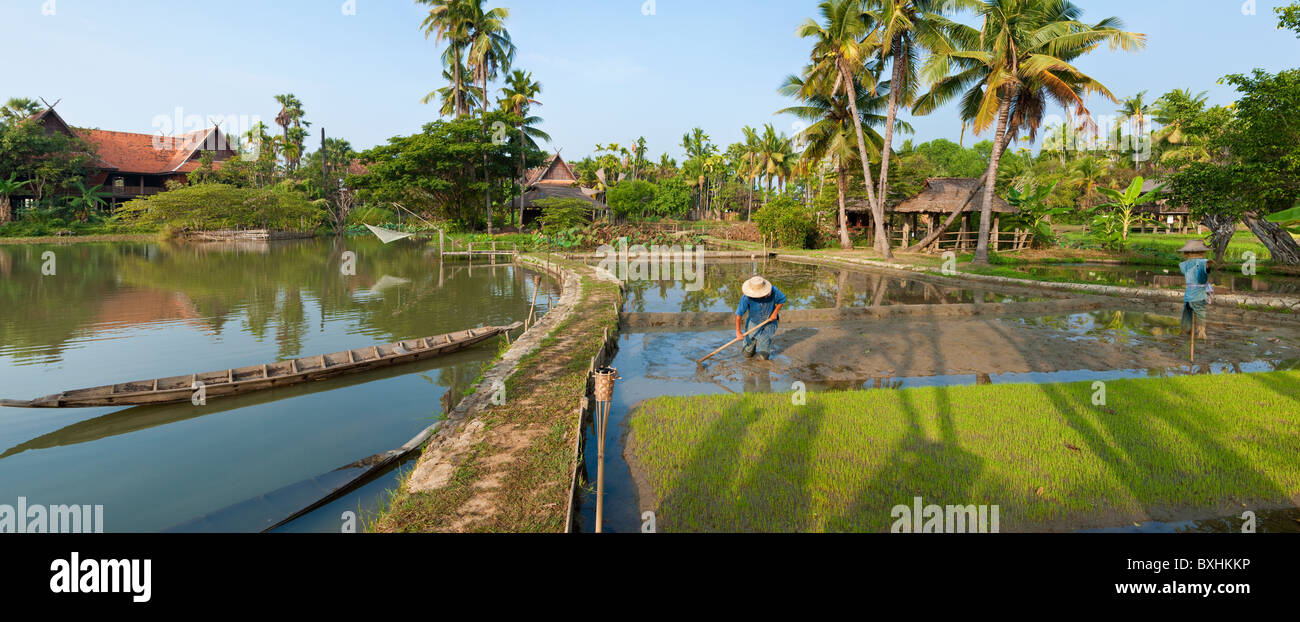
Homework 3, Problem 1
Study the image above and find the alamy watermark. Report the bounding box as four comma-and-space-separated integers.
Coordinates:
1, 497, 104, 533
594, 237, 705, 292
891, 496, 1000, 533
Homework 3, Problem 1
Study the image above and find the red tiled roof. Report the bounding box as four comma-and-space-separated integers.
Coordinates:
77, 127, 228, 175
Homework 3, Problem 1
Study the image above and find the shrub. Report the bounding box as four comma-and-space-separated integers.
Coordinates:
607, 180, 658, 220
115, 183, 324, 232
534, 197, 596, 234
753, 196, 818, 249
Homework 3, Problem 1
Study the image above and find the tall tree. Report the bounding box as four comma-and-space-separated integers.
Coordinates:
780, 66, 899, 249
915, 0, 1143, 264
464, 0, 515, 234
1116, 90, 1151, 171
798, 0, 892, 255
499, 69, 550, 225
865, 0, 971, 254
273, 94, 309, 172
420, 0, 473, 117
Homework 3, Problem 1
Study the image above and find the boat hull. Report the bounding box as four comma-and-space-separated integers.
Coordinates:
1, 323, 521, 409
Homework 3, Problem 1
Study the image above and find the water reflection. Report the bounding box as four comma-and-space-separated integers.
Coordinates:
0, 238, 556, 532
613, 260, 1042, 314
1006, 263, 1300, 296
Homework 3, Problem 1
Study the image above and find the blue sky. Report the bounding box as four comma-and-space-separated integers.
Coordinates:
2, 0, 1297, 161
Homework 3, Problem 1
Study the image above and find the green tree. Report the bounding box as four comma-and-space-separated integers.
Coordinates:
917, 0, 1144, 264
607, 179, 658, 220
0, 173, 30, 224
1278, 2, 1300, 36
273, 94, 309, 172
651, 176, 692, 217
798, 0, 891, 255
866, 0, 972, 252
499, 69, 550, 224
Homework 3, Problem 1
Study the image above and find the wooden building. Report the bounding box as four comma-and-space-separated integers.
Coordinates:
1134, 178, 1194, 234
18, 107, 239, 207
850, 177, 1023, 250
519, 153, 602, 226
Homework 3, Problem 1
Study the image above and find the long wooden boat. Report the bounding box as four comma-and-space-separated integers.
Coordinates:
0, 323, 523, 409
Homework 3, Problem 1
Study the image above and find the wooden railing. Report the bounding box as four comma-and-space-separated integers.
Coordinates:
890, 229, 1035, 252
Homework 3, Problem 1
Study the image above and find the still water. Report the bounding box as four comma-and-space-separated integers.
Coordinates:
617, 259, 1044, 314
1002, 263, 1300, 296
0, 238, 558, 532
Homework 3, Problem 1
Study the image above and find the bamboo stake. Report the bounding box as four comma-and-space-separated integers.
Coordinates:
1190, 315, 1196, 363
527, 275, 540, 327
697, 318, 776, 364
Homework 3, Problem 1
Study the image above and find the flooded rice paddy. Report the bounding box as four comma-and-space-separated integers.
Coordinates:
0, 238, 559, 532
1001, 262, 1300, 296
578, 259, 1300, 533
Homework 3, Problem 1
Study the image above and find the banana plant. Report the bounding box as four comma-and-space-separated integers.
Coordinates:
1091, 176, 1163, 251
65, 180, 108, 223
0, 173, 31, 224
1006, 181, 1067, 247
1266, 203, 1300, 234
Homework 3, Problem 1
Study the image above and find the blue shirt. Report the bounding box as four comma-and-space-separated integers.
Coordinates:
736, 285, 787, 327
1179, 258, 1209, 303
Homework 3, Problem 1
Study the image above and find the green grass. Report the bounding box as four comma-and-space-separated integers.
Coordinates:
626, 371, 1300, 532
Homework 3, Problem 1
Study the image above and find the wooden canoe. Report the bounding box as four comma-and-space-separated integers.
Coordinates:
0, 322, 523, 409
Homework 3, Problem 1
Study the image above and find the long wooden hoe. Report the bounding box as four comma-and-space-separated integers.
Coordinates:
697, 318, 776, 365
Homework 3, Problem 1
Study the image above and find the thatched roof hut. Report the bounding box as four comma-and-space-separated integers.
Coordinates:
891, 178, 1016, 214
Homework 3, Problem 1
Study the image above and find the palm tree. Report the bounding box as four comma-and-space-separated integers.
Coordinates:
798, 0, 892, 255
1117, 90, 1152, 171
419, 0, 473, 117
915, 0, 1144, 264
681, 128, 714, 216
1066, 155, 1110, 209
780, 65, 901, 249
740, 125, 762, 220
463, 0, 515, 234
500, 69, 547, 225
423, 61, 483, 114
865, 0, 972, 252
0, 98, 42, 127
0, 174, 31, 224
632, 137, 648, 181
1151, 88, 1209, 166
273, 94, 309, 172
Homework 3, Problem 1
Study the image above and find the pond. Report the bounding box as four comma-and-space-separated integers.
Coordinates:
1000, 263, 1300, 296
0, 237, 559, 532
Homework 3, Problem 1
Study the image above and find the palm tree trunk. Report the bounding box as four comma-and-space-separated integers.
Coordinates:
746, 176, 753, 221
0, 196, 11, 225
517, 124, 526, 228
839, 63, 889, 258
482, 74, 492, 235
837, 165, 851, 250
973, 90, 1014, 265
877, 38, 905, 225
907, 126, 1014, 252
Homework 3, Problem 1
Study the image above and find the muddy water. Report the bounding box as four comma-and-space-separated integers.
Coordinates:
579, 262, 1300, 532
1003, 263, 1300, 296
0, 238, 560, 532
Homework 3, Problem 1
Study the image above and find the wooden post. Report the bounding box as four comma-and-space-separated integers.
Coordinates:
439, 230, 444, 259
959, 215, 969, 250
993, 216, 1001, 251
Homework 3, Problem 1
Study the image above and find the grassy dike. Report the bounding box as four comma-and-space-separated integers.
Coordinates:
370, 256, 621, 532
626, 371, 1300, 532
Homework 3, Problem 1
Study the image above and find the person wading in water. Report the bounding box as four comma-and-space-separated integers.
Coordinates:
735, 276, 786, 361
1178, 239, 1213, 341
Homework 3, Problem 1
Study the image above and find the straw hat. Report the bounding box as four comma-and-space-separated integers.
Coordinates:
1177, 239, 1211, 254
742, 276, 773, 298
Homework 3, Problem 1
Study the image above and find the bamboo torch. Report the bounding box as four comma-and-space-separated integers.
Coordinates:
592, 366, 619, 533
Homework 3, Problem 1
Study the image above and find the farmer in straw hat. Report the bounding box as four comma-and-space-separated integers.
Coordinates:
1177, 239, 1213, 340
735, 276, 786, 360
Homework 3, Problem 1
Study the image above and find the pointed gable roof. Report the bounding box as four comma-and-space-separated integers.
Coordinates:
524, 153, 579, 187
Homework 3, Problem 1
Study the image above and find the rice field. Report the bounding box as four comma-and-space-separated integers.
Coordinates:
625, 371, 1300, 532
